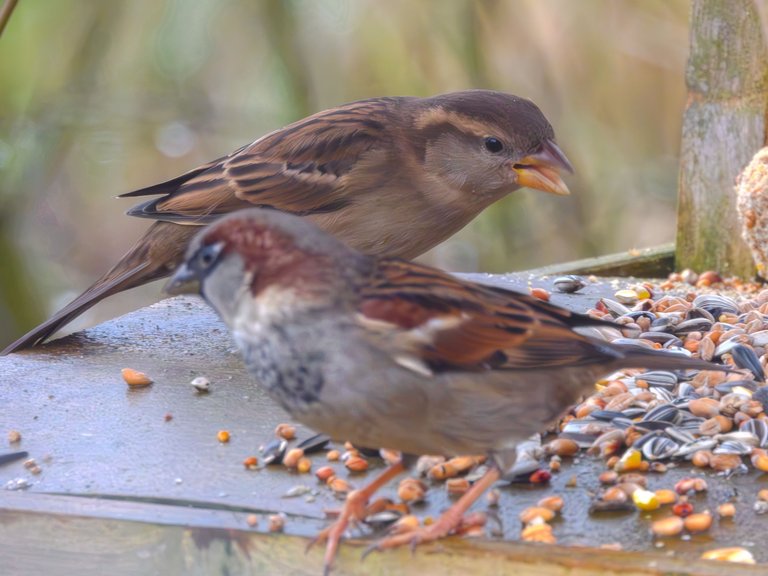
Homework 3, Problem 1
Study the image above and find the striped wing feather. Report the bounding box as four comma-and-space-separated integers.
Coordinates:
121, 99, 398, 223
359, 260, 619, 372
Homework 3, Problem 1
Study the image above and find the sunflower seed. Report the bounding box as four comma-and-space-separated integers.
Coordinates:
261, 439, 288, 465
553, 275, 586, 293
649, 316, 678, 333
729, 344, 765, 381
640, 371, 678, 389
740, 419, 768, 447
639, 332, 682, 345
640, 436, 680, 460
600, 298, 631, 317
676, 438, 717, 458
693, 294, 739, 317
674, 318, 713, 334
686, 308, 715, 322
642, 405, 681, 424
589, 410, 626, 421
713, 440, 753, 455
296, 433, 331, 453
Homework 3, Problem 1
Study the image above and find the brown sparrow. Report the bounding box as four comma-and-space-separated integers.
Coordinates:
3, 90, 573, 354
165, 208, 724, 573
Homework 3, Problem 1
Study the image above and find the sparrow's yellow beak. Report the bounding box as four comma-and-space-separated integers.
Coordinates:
164, 263, 201, 296
512, 139, 574, 196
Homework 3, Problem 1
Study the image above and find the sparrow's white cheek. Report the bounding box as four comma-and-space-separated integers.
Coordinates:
232, 284, 296, 335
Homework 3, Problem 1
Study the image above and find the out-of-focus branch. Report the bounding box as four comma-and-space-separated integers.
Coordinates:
0, 0, 18, 37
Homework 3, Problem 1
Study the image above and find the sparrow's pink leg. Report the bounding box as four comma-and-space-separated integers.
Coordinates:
309, 459, 406, 575
364, 465, 500, 555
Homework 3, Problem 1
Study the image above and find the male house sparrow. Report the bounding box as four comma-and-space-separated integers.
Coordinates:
166, 208, 724, 573
3, 90, 572, 354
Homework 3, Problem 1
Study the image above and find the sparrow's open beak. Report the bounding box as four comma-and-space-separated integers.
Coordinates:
164, 263, 201, 296
512, 139, 574, 196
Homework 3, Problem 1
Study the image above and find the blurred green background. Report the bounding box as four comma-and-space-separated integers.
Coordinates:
0, 0, 690, 346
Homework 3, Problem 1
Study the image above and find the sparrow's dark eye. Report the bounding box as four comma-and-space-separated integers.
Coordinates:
484, 137, 504, 153
194, 243, 224, 271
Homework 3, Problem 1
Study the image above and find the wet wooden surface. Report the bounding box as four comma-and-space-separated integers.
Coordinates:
1, 273, 766, 574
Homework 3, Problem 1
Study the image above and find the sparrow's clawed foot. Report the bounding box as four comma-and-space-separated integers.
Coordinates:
363, 466, 501, 558
309, 460, 406, 574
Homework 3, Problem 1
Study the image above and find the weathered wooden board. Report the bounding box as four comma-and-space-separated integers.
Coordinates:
2, 491, 764, 576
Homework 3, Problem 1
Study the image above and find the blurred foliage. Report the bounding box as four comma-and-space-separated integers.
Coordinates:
0, 0, 690, 345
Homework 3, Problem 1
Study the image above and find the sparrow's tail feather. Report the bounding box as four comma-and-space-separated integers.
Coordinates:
608, 342, 731, 373
1, 222, 198, 355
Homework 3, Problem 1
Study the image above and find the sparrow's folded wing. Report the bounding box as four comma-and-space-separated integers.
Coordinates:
121, 98, 398, 224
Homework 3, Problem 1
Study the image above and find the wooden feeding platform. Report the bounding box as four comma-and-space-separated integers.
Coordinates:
2, 254, 767, 576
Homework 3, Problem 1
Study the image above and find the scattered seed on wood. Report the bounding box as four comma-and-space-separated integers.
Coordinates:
519, 506, 555, 524
190, 376, 210, 392
268, 513, 285, 532
122, 368, 152, 388
717, 503, 736, 518
275, 423, 296, 440
283, 448, 304, 469
344, 455, 369, 473
651, 516, 684, 537
297, 457, 312, 474
684, 512, 712, 533
700, 547, 755, 564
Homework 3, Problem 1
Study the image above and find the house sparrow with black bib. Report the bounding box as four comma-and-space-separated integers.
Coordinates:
165, 208, 725, 574
4, 90, 573, 354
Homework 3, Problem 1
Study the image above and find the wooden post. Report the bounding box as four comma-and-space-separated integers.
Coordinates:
676, 0, 768, 277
